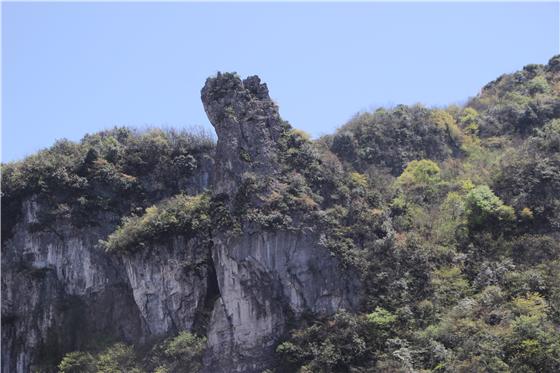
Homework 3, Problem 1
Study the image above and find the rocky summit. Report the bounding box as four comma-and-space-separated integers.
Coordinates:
201, 73, 285, 197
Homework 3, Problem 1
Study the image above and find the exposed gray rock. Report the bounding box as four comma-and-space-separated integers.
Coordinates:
1, 199, 144, 373
201, 73, 361, 372
122, 236, 210, 336
3, 73, 362, 373
201, 73, 287, 196
203, 231, 361, 372
2, 203, 213, 372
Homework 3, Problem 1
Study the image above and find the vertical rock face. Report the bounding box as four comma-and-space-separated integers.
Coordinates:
201, 73, 361, 372
1, 199, 145, 373
203, 232, 361, 372
201, 73, 286, 196
122, 236, 212, 336
2, 185, 213, 372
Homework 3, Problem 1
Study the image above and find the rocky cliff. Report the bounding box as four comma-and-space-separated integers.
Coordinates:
5, 57, 560, 373
1, 73, 360, 373
200, 74, 360, 372
2, 199, 145, 372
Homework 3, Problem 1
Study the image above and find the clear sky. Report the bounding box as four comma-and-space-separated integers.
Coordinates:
2, 2, 559, 162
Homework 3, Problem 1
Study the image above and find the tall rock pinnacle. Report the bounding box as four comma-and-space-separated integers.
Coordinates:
201, 73, 287, 196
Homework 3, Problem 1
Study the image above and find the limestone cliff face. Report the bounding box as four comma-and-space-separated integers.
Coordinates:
2, 73, 360, 373
2, 167, 213, 373
201, 73, 361, 372
203, 231, 361, 372
121, 235, 212, 337
1, 199, 144, 373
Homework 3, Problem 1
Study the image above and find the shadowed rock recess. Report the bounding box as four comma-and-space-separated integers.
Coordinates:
1, 73, 360, 373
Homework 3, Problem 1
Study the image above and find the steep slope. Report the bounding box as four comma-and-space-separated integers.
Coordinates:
2, 129, 215, 372
200, 73, 361, 372
2, 74, 363, 373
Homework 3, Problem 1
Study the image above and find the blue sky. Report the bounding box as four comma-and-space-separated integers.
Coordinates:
2, 2, 559, 162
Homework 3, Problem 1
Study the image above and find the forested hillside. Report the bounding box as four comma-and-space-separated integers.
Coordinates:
2, 56, 559, 373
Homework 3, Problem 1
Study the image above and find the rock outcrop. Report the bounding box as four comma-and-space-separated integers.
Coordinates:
121, 235, 213, 336
201, 73, 361, 372
2, 168, 213, 372
2, 73, 360, 373
201, 73, 287, 196
203, 231, 361, 372
1, 199, 144, 372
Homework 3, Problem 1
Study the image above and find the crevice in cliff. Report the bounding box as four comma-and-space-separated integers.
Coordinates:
193, 243, 221, 336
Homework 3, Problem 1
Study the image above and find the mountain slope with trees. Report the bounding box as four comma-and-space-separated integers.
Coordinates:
2, 56, 559, 373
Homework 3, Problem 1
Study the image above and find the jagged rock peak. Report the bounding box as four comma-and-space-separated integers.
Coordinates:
201, 72, 289, 196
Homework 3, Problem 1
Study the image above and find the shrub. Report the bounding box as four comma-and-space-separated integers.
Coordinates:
459, 107, 480, 135
350, 172, 368, 189
509, 234, 559, 265
527, 76, 550, 95
510, 293, 549, 319
330, 131, 357, 161
366, 307, 397, 327
433, 191, 466, 244
97, 343, 142, 373
506, 314, 560, 372
153, 332, 207, 373
58, 351, 96, 373
103, 193, 210, 252
276, 311, 372, 372
464, 185, 515, 231
395, 159, 444, 204
58, 343, 143, 373
58, 334, 206, 373
396, 160, 441, 188
1, 127, 215, 240
493, 120, 560, 232
431, 109, 464, 146
431, 267, 471, 308
468, 59, 560, 137
279, 128, 317, 171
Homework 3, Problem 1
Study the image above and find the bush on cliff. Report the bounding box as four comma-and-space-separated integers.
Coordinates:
150, 332, 207, 373
58, 333, 207, 373
58, 343, 142, 373
464, 185, 515, 231
102, 193, 211, 252
493, 119, 560, 232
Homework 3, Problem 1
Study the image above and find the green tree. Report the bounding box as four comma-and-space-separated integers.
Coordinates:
459, 107, 480, 135
102, 193, 210, 252
155, 332, 207, 373
464, 185, 515, 230
58, 352, 96, 373
97, 343, 142, 373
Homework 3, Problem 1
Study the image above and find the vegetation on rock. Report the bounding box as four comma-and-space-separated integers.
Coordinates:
3, 56, 560, 373
58, 332, 206, 373
1, 127, 214, 241
102, 193, 211, 252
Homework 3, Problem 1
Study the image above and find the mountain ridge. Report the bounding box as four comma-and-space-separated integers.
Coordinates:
2, 55, 560, 373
